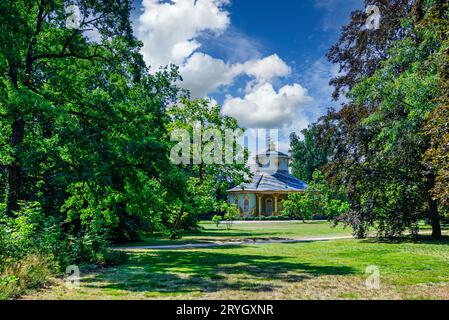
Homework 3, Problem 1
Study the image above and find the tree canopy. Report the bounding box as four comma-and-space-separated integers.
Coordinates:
290, 0, 449, 238
0, 0, 249, 266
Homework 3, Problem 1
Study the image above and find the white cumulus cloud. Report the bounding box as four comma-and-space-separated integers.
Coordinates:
179, 52, 236, 97
180, 53, 291, 97
137, 0, 316, 134
138, 0, 230, 69
236, 54, 291, 81
222, 82, 312, 129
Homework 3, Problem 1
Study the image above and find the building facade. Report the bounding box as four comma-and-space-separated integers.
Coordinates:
227, 148, 307, 217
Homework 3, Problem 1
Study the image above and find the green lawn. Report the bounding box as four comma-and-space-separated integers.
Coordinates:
24, 221, 449, 300
116, 221, 352, 247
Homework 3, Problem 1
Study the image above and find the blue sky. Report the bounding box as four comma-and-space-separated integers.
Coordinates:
131, 0, 363, 151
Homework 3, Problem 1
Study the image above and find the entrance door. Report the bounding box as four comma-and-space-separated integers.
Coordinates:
266, 198, 274, 216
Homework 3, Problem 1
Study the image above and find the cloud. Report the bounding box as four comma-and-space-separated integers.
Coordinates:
180, 53, 292, 98
138, 0, 230, 69
137, 0, 317, 137
222, 82, 312, 129
138, 0, 293, 97
200, 27, 263, 63
236, 55, 291, 81
179, 52, 236, 97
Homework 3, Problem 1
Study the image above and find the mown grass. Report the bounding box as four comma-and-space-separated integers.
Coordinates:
24, 222, 449, 300
116, 221, 353, 247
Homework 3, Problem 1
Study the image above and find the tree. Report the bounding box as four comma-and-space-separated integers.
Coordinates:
212, 215, 222, 228
282, 171, 349, 222
0, 1, 184, 259
0, 0, 139, 215
282, 193, 315, 222
327, 0, 413, 100
222, 203, 239, 230
422, 1, 449, 211
290, 124, 330, 182
166, 98, 250, 233
424, 105, 449, 208
317, 0, 448, 238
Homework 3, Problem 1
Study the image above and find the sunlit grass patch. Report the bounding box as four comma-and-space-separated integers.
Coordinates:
23, 237, 449, 300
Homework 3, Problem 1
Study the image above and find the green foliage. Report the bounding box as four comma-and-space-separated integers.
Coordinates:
168, 98, 249, 195
0, 201, 58, 300
0, 0, 252, 300
165, 98, 250, 235
222, 203, 239, 230
0, 253, 57, 300
282, 171, 349, 222
212, 215, 222, 228
310, 0, 449, 238
290, 124, 330, 182
424, 105, 449, 208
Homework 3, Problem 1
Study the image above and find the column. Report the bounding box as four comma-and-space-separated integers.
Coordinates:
274, 195, 278, 216
258, 195, 262, 217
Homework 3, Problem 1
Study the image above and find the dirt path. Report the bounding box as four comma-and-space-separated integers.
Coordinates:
116, 235, 354, 251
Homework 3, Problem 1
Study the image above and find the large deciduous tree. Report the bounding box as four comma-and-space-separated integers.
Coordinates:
297, 0, 448, 238
0, 1, 184, 250
166, 98, 250, 236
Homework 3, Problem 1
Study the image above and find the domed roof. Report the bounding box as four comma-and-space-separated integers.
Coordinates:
228, 171, 307, 193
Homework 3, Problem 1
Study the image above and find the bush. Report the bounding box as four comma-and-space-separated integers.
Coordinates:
212, 215, 222, 228
0, 253, 57, 300
0, 201, 122, 299
223, 204, 239, 230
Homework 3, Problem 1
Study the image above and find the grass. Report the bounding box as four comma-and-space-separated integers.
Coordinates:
0, 253, 57, 300
23, 221, 449, 300
116, 221, 353, 247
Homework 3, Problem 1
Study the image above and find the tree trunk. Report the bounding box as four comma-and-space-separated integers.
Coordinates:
426, 174, 442, 239
428, 197, 442, 239
6, 112, 25, 215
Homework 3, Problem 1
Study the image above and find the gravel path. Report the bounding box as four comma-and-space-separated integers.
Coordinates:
117, 235, 353, 251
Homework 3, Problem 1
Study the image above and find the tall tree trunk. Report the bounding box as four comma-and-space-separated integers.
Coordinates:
425, 174, 441, 239
4, 0, 44, 215
6, 111, 25, 216
5, 60, 25, 216
428, 196, 441, 239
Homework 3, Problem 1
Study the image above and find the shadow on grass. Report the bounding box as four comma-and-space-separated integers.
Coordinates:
361, 235, 449, 245
188, 230, 281, 238
82, 250, 355, 295
116, 230, 285, 247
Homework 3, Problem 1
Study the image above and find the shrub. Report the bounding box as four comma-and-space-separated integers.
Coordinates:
223, 204, 239, 230
212, 215, 222, 228
0, 253, 57, 300
0, 200, 120, 299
